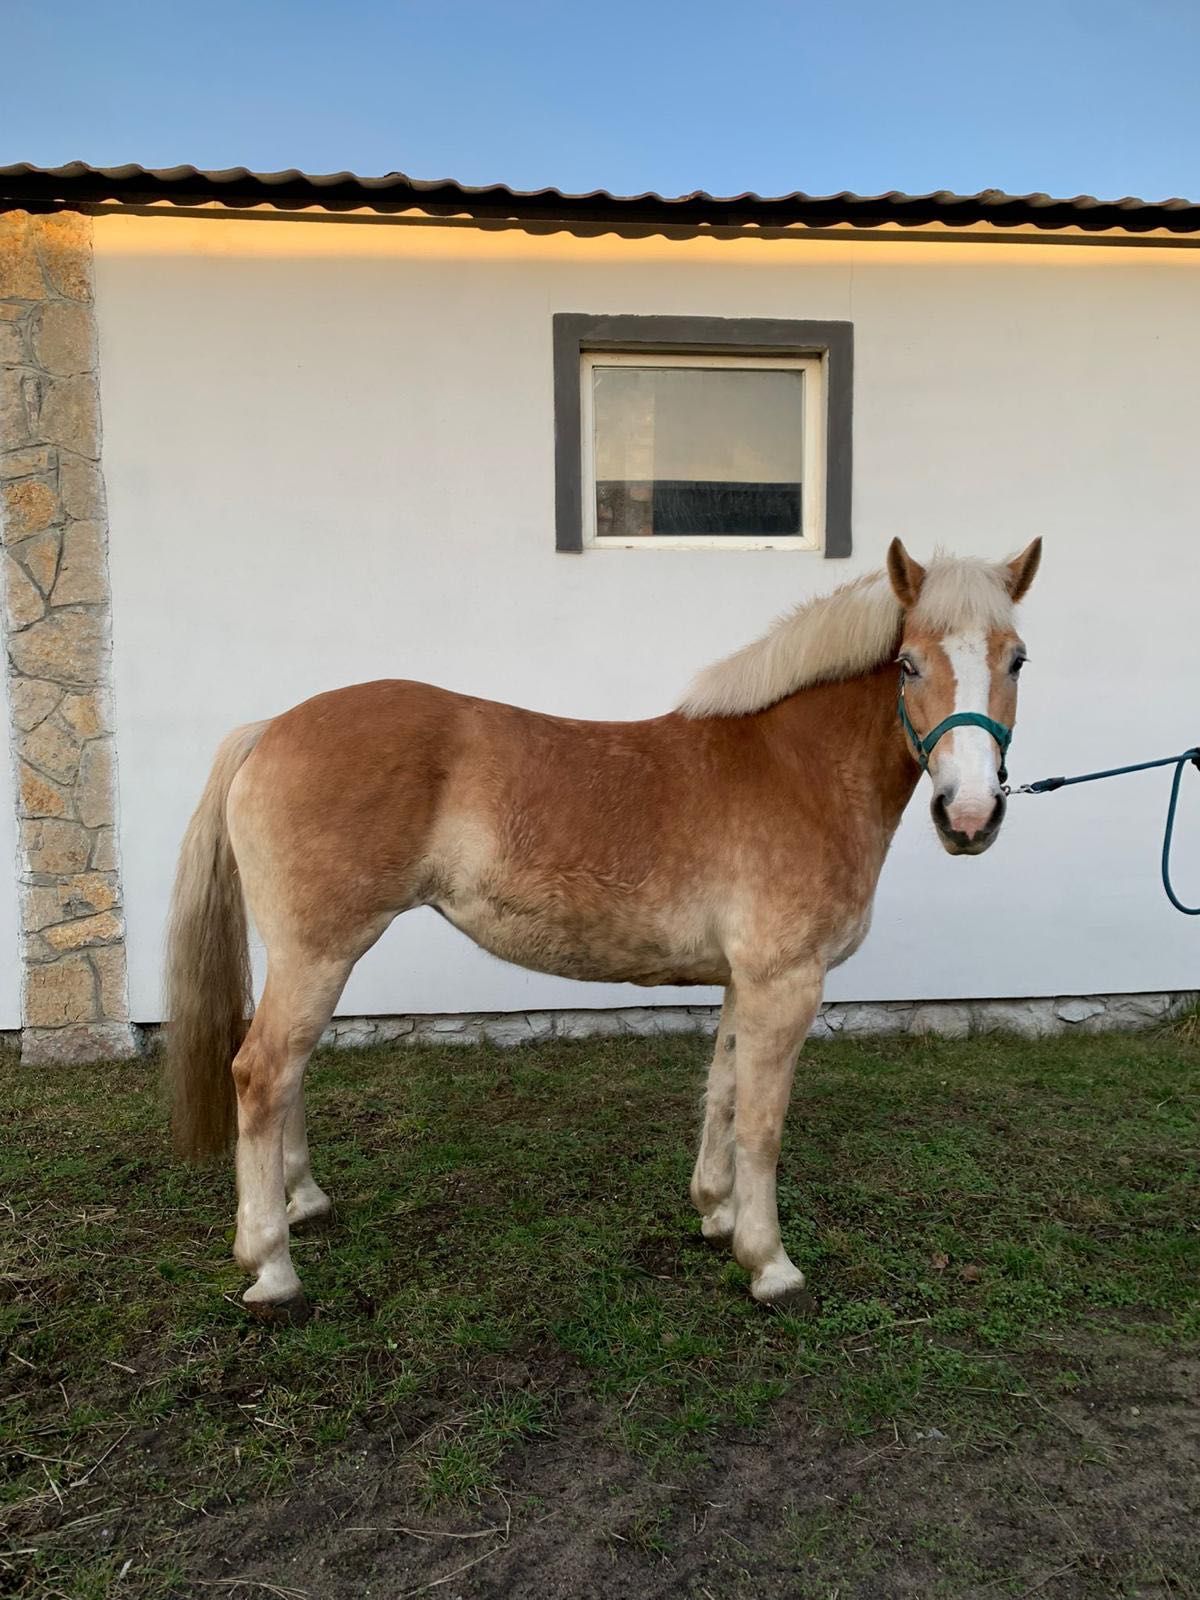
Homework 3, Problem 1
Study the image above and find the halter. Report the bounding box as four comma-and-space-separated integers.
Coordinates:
897, 672, 1013, 786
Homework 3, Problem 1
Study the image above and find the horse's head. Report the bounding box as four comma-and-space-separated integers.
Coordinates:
887, 537, 1042, 856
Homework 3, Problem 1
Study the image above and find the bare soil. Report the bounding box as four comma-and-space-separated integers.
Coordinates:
181, 1339, 1200, 1599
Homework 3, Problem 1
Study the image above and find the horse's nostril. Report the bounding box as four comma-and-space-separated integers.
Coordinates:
934, 788, 1003, 844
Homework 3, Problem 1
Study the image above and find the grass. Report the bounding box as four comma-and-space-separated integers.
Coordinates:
1, 1025, 1198, 1597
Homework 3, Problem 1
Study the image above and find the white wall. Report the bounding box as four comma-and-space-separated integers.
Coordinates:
92, 215, 1200, 1022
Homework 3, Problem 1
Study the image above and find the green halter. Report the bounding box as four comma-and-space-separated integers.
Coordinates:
898, 674, 1013, 786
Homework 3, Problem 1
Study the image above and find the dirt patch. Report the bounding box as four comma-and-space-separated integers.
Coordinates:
179, 1343, 1200, 1600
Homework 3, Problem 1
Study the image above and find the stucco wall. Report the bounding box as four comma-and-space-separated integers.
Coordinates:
90, 215, 1200, 1023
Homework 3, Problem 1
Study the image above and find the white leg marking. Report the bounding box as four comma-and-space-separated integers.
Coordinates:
236, 1110, 303, 1305
691, 993, 739, 1241
729, 965, 823, 1305
283, 1095, 332, 1226
229, 957, 354, 1308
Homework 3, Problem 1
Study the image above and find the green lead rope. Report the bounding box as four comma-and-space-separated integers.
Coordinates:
1007, 748, 1200, 916
898, 673, 1199, 914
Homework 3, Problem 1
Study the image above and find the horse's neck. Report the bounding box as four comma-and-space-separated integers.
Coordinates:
762, 667, 921, 834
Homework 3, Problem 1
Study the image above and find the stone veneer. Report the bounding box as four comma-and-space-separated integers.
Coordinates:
0, 210, 135, 1064
306, 991, 1194, 1049
131, 991, 1192, 1055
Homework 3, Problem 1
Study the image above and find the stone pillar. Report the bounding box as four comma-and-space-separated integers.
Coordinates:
0, 210, 136, 1063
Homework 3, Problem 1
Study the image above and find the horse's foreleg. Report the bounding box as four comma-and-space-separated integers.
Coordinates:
690, 987, 738, 1242
728, 961, 824, 1305
232, 956, 349, 1313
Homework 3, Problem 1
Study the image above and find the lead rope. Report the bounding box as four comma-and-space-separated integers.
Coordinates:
1004, 748, 1200, 915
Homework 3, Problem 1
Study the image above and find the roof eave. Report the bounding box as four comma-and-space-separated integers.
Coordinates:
2, 162, 1198, 237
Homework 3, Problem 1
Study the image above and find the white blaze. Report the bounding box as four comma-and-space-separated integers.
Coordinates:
940, 632, 1002, 809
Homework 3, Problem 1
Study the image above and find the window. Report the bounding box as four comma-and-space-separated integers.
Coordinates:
585, 352, 820, 548
554, 315, 852, 556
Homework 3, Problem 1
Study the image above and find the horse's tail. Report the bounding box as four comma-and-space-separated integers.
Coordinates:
165, 722, 266, 1160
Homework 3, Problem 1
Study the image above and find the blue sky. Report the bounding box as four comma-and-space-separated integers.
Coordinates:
5, 0, 1199, 201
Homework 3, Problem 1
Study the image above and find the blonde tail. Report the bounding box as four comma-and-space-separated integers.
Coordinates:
165, 723, 265, 1159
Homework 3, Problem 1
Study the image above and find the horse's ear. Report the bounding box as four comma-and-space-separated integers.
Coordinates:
886, 538, 926, 608
1005, 537, 1043, 602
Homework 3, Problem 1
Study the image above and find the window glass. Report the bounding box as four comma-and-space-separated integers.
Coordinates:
592, 364, 805, 539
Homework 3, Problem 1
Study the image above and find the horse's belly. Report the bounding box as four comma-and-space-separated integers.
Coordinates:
434, 893, 728, 988
825, 904, 873, 970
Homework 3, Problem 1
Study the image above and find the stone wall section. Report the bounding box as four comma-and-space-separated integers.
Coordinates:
0, 210, 135, 1063
132, 991, 1194, 1055
311, 990, 1194, 1048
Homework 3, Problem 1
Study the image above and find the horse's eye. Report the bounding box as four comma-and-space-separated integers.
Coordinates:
1011, 654, 1028, 676
897, 655, 919, 679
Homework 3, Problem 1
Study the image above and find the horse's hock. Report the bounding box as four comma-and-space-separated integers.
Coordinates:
0, 210, 136, 1064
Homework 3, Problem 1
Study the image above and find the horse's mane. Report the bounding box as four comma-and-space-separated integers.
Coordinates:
678, 556, 1015, 719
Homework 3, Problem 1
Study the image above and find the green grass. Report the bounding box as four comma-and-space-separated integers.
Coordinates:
1, 1026, 1198, 1596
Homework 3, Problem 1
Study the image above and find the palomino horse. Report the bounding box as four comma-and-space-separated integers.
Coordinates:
167, 537, 1041, 1317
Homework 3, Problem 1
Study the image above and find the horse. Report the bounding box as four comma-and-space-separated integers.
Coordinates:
166, 536, 1042, 1318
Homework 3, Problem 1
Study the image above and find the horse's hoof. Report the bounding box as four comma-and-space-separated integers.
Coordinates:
246, 1292, 312, 1326
750, 1262, 811, 1310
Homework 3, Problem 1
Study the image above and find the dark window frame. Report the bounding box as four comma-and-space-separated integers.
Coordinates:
553, 313, 853, 556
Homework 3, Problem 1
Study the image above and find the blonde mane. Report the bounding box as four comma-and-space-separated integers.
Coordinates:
679, 556, 1015, 719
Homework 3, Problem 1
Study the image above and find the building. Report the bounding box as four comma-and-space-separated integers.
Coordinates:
1, 163, 1197, 1062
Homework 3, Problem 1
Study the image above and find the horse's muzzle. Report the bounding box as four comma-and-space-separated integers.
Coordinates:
931, 790, 1006, 855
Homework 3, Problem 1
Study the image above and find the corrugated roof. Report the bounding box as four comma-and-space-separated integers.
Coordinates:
2, 161, 1198, 235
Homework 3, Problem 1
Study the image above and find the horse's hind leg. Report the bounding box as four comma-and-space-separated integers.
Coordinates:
690, 988, 738, 1242
232, 953, 350, 1313
284, 1093, 332, 1229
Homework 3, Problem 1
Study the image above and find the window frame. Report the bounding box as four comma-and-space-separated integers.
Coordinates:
580, 349, 825, 552
553, 313, 853, 556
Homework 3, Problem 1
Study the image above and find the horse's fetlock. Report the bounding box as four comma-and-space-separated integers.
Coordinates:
700, 1200, 737, 1242
691, 1173, 729, 1215
235, 1212, 288, 1271
733, 1222, 777, 1273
